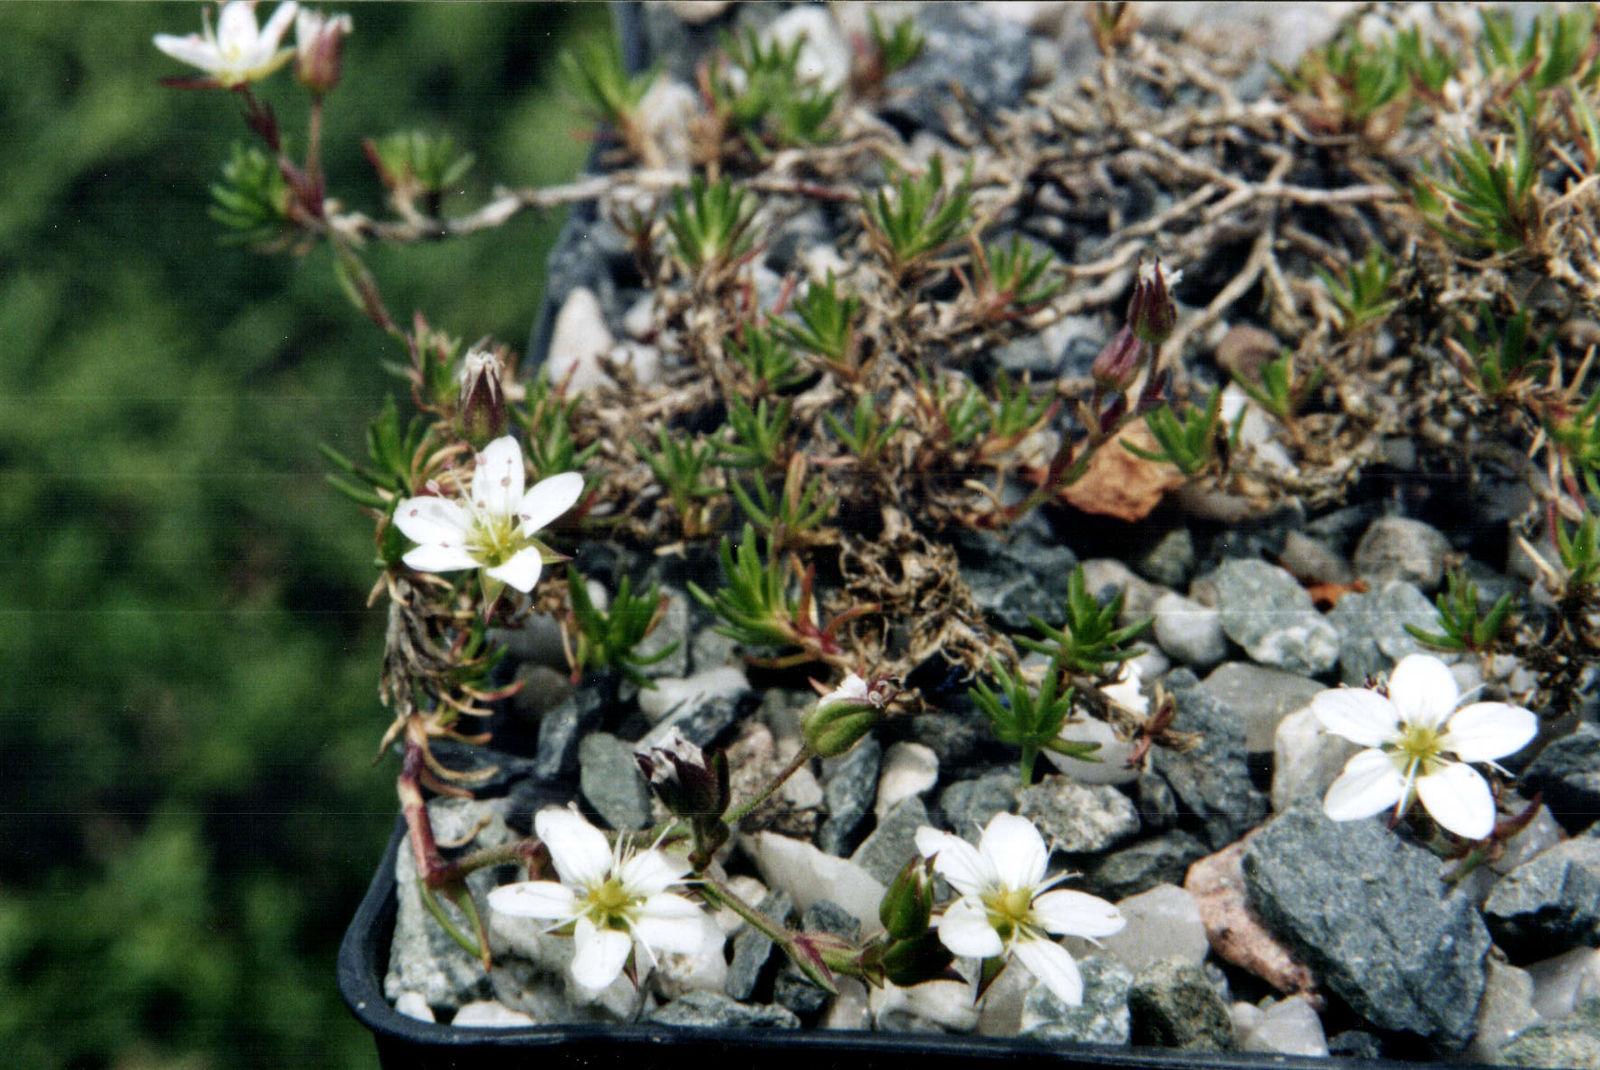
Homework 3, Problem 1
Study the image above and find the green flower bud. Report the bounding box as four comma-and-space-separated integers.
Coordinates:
803, 673, 890, 758
879, 857, 936, 939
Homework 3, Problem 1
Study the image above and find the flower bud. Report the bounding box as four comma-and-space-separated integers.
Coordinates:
1127, 260, 1177, 346
294, 9, 352, 96
1090, 325, 1147, 394
803, 673, 889, 758
879, 857, 936, 939
457, 349, 508, 450
635, 727, 730, 819
876, 930, 955, 988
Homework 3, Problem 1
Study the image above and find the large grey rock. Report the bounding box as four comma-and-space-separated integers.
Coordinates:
1020, 956, 1133, 1044
1522, 724, 1600, 834
939, 771, 1019, 845
1352, 516, 1451, 591
1497, 1009, 1600, 1069
385, 797, 509, 1009
1017, 775, 1140, 853
1128, 958, 1235, 1050
1199, 662, 1324, 753
818, 736, 880, 856
650, 990, 801, 1029
1242, 799, 1493, 1047
1152, 592, 1228, 669
851, 796, 930, 885
1486, 832, 1600, 960
1327, 581, 1443, 686
1083, 829, 1210, 902
1149, 671, 1268, 849
578, 732, 652, 831
883, 2, 1032, 137
1203, 559, 1339, 675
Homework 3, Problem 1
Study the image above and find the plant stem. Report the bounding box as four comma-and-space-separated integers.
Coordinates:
725, 743, 814, 825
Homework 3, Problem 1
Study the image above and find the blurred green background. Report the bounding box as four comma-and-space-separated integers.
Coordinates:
0, 4, 603, 1066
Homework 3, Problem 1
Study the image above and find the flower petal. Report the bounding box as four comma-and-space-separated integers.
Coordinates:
1322, 748, 1406, 822
631, 894, 706, 955
216, 1, 263, 49
1310, 687, 1400, 748
403, 542, 479, 574
570, 916, 633, 991
534, 807, 613, 890
393, 496, 469, 546
1031, 889, 1125, 940
915, 826, 994, 898
1387, 654, 1459, 730
1012, 936, 1083, 1007
153, 33, 222, 70
472, 436, 525, 515
1417, 761, 1496, 840
1441, 702, 1539, 763
486, 548, 542, 593
618, 847, 691, 898
487, 880, 577, 922
258, 1, 300, 48
935, 897, 1004, 958
979, 812, 1048, 892
518, 471, 585, 534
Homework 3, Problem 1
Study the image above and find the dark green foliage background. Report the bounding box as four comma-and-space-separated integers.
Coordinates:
0, 4, 601, 1066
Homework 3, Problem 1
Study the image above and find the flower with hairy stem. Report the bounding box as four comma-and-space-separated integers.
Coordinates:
488, 807, 704, 991
915, 813, 1124, 1006
1313, 653, 1538, 840
392, 435, 582, 597
154, 1, 300, 88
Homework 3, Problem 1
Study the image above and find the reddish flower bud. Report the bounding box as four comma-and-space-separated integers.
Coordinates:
457, 349, 508, 450
635, 727, 730, 820
1127, 260, 1177, 346
294, 9, 351, 96
1091, 324, 1147, 394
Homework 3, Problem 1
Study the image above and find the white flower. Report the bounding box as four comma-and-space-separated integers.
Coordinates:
392, 436, 583, 594
1313, 653, 1538, 840
293, 8, 352, 94
488, 807, 705, 991
153, 2, 300, 87
915, 813, 1124, 1006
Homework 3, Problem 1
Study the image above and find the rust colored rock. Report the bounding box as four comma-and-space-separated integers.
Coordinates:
1184, 835, 1320, 1003
1057, 422, 1188, 523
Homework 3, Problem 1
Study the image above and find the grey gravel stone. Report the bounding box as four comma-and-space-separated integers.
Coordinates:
1497, 1010, 1600, 1068
1136, 528, 1197, 590
650, 990, 801, 1029
1277, 530, 1354, 586
1199, 662, 1325, 753
939, 771, 1019, 845
1128, 958, 1235, 1050
952, 520, 1078, 630
1486, 831, 1600, 960
1152, 592, 1228, 669
632, 586, 690, 679
1017, 775, 1141, 853
533, 685, 609, 780
1084, 830, 1210, 902
1326, 581, 1443, 686
883, 3, 1031, 137
725, 890, 793, 1002
1352, 515, 1452, 591
1020, 956, 1133, 1044
1522, 724, 1600, 833
1149, 671, 1268, 849
851, 796, 930, 885
818, 735, 881, 857
907, 710, 984, 767
1242, 798, 1492, 1047
1472, 957, 1540, 1064
578, 732, 652, 831
1203, 559, 1339, 675
1136, 771, 1180, 831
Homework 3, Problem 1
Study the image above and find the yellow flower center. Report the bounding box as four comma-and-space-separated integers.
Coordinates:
583, 877, 637, 929
982, 885, 1037, 944
465, 510, 525, 568
1390, 722, 1445, 779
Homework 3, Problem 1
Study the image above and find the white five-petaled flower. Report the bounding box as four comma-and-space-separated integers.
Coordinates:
153, 1, 300, 87
392, 436, 583, 594
915, 813, 1124, 1006
487, 807, 704, 990
1313, 653, 1538, 840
